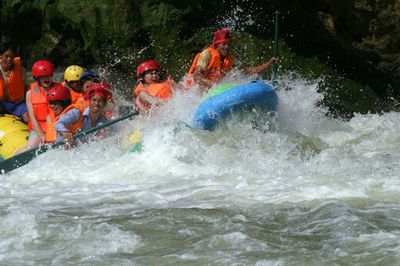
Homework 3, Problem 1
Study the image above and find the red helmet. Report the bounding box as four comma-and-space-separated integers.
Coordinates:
136, 60, 160, 78
85, 83, 115, 112
47, 83, 71, 102
84, 83, 112, 101
213, 29, 231, 45
32, 60, 54, 79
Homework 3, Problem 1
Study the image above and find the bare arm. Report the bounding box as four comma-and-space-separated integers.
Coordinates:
243, 57, 279, 75
192, 49, 215, 88
192, 66, 215, 88
167, 75, 177, 86
167, 74, 187, 92
26, 90, 45, 141
135, 91, 159, 112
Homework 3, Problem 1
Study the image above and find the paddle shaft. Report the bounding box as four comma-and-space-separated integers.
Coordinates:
0, 111, 138, 173
272, 11, 280, 85
52, 111, 138, 148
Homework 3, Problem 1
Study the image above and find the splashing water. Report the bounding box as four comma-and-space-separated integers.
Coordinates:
1, 72, 400, 264
216, 1, 271, 32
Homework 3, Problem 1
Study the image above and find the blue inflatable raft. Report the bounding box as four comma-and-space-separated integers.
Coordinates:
192, 81, 278, 130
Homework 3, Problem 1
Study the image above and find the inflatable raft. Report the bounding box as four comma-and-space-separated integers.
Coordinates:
0, 114, 29, 161
192, 81, 278, 130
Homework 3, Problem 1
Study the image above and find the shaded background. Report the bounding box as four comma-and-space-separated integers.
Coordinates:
1, 0, 399, 116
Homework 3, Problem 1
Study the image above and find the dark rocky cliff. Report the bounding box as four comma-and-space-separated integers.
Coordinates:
1, 0, 399, 115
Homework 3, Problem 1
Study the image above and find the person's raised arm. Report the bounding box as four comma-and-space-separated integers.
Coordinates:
244, 57, 279, 75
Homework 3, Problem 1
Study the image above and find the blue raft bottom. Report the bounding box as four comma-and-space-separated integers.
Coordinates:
192, 81, 278, 130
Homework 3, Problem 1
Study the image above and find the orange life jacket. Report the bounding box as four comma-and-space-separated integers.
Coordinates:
187, 46, 234, 83
133, 81, 172, 99
133, 81, 173, 111
28, 82, 56, 132
75, 95, 89, 109
0, 57, 25, 102
61, 81, 84, 104
45, 103, 85, 142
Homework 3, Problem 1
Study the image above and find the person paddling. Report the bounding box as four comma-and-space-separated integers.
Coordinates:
133, 60, 176, 113
0, 44, 28, 123
55, 82, 115, 144
187, 29, 278, 92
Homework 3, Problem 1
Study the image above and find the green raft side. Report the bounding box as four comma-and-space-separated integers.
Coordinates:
129, 142, 142, 153
0, 112, 138, 174
0, 145, 51, 174
205, 83, 239, 99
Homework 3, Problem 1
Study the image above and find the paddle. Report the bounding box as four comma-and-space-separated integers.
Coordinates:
272, 11, 280, 86
0, 111, 138, 174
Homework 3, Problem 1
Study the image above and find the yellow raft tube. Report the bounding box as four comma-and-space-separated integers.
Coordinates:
0, 114, 29, 161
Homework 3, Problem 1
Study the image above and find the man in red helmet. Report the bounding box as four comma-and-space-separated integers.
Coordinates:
187, 29, 278, 91
133, 60, 176, 113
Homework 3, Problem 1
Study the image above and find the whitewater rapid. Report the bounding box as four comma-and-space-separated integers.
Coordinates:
1, 75, 400, 264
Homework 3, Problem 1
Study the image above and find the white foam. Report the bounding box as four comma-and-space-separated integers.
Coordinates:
2, 73, 400, 262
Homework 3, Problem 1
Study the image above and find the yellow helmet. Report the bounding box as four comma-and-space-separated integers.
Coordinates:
64, 65, 85, 82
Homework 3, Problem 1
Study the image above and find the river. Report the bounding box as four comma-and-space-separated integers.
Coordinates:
1, 74, 400, 265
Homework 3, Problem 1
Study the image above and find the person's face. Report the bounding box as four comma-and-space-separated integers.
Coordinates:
215, 42, 230, 58
83, 80, 95, 92
38, 75, 54, 88
143, 70, 160, 84
89, 94, 106, 114
49, 101, 64, 116
1, 49, 15, 71
68, 80, 83, 92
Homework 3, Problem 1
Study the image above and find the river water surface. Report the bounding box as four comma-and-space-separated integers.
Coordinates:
1, 76, 400, 265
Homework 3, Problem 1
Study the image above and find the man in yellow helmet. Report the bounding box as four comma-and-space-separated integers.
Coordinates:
62, 65, 85, 104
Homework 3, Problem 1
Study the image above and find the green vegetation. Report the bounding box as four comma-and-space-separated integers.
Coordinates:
1, 0, 397, 117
